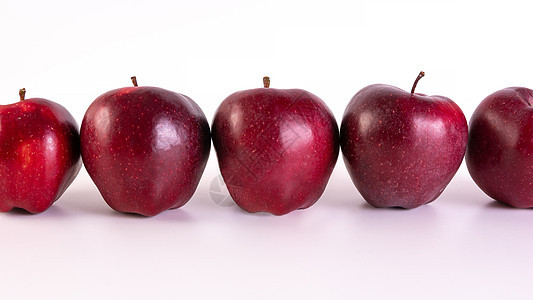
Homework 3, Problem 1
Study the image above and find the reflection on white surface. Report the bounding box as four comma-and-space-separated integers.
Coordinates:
1, 164, 532, 299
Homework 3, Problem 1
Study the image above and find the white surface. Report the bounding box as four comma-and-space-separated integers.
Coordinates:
1, 0, 533, 299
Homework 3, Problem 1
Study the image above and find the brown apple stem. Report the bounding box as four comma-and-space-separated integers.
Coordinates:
19, 88, 26, 101
131, 76, 138, 87
263, 76, 270, 88
411, 71, 425, 94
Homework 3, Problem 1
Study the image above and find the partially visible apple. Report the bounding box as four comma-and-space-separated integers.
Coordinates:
0, 89, 81, 213
466, 87, 533, 207
212, 77, 339, 215
81, 77, 210, 216
340, 72, 468, 208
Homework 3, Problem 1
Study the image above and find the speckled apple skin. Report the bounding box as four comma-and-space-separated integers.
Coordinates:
466, 87, 533, 208
0, 98, 81, 213
81, 86, 210, 217
340, 84, 468, 208
212, 88, 339, 216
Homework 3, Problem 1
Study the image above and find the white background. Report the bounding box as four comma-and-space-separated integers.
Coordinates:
1, 0, 532, 299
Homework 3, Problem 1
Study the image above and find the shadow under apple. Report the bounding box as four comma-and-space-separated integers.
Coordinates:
1, 205, 69, 218
57, 187, 110, 215
57, 187, 195, 222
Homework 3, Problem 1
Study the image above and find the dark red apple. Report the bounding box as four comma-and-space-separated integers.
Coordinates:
340, 72, 468, 208
0, 89, 81, 213
80, 77, 210, 216
466, 87, 533, 208
212, 77, 339, 215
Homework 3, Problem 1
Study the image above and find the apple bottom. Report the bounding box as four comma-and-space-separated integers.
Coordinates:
345, 148, 464, 209
223, 172, 329, 215
467, 137, 533, 208
217, 144, 336, 216
87, 159, 204, 217
0, 162, 79, 213
226, 184, 326, 215
98, 190, 195, 217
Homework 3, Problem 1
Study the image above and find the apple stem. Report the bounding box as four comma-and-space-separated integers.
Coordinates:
411, 71, 425, 94
131, 76, 138, 87
19, 88, 26, 101
263, 76, 270, 88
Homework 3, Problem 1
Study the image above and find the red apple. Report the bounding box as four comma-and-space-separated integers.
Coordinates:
80, 77, 210, 216
212, 77, 339, 215
0, 89, 81, 213
340, 72, 468, 208
466, 87, 533, 207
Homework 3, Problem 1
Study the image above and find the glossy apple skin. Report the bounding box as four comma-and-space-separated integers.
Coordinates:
212, 87, 339, 216
0, 98, 81, 213
340, 84, 468, 208
466, 87, 533, 208
81, 86, 210, 216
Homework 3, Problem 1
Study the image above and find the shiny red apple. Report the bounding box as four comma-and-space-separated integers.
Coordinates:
81, 77, 210, 216
212, 77, 339, 215
0, 89, 81, 213
466, 87, 533, 207
340, 72, 468, 208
